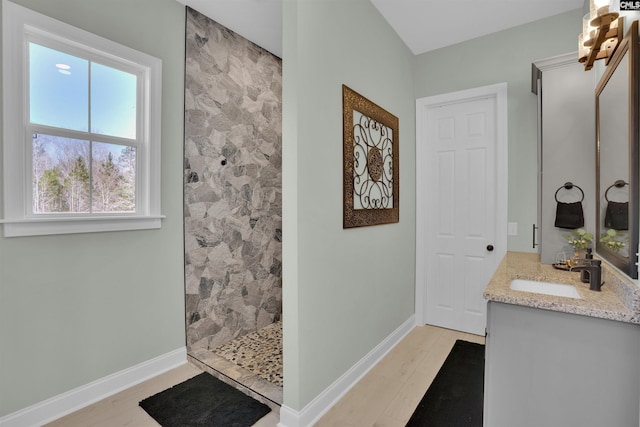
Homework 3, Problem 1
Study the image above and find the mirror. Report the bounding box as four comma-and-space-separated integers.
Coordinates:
596, 21, 639, 279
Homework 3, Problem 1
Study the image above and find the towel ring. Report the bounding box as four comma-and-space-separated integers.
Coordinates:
554, 182, 584, 203
605, 179, 629, 202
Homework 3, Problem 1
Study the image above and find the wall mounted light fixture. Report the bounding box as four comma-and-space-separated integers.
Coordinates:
579, 0, 623, 70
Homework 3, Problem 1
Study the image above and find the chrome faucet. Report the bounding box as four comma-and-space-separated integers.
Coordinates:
571, 259, 604, 291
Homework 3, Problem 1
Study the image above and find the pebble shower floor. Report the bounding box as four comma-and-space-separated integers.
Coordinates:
213, 321, 283, 387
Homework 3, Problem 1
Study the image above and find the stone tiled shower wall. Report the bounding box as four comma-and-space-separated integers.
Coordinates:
183, 7, 282, 352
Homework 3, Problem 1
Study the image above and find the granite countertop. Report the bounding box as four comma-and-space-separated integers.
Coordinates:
483, 251, 640, 324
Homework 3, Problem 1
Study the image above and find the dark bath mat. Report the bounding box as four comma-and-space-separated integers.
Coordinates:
406, 340, 485, 427
139, 372, 271, 427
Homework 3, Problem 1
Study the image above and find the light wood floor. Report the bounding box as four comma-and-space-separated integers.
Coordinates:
45, 325, 484, 427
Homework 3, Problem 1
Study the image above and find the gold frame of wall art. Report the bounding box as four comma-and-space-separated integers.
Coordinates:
343, 85, 399, 228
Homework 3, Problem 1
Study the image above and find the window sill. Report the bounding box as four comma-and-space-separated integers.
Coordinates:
0, 215, 165, 237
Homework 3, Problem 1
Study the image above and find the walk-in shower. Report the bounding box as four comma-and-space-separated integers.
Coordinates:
182, 6, 283, 406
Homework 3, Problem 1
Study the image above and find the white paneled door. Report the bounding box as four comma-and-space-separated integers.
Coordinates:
416, 84, 507, 336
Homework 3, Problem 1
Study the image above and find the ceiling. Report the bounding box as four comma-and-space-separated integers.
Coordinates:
177, 0, 585, 58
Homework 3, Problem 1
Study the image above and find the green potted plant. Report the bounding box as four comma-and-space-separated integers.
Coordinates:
564, 228, 593, 257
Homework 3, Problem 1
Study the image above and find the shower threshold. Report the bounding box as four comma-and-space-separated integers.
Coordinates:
188, 321, 283, 409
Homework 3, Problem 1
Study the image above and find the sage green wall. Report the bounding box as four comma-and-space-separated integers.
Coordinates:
0, 0, 185, 417
413, 9, 584, 253
0, 0, 593, 419
282, 0, 416, 411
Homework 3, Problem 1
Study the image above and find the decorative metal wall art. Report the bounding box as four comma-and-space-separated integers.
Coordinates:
343, 85, 399, 228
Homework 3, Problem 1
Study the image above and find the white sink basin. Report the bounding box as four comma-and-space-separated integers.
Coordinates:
510, 279, 581, 299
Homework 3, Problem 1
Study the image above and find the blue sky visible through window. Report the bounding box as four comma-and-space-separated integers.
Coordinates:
91, 62, 137, 139
29, 43, 89, 131
29, 42, 137, 214
29, 42, 137, 138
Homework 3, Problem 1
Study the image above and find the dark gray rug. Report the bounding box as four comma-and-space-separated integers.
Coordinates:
406, 340, 485, 427
139, 372, 271, 427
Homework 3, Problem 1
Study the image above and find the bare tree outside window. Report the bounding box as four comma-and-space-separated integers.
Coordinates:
32, 134, 135, 214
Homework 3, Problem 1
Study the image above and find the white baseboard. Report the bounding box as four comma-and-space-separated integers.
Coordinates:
278, 315, 415, 427
0, 347, 187, 427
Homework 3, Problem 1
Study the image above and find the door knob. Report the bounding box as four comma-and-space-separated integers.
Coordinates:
487, 244, 494, 252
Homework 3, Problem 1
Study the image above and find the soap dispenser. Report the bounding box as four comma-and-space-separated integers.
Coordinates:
581, 247, 593, 283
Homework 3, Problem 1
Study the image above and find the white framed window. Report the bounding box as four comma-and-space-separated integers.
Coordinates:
1, 0, 163, 237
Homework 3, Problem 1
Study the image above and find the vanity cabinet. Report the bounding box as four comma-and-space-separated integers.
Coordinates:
532, 54, 596, 264
484, 301, 640, 427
